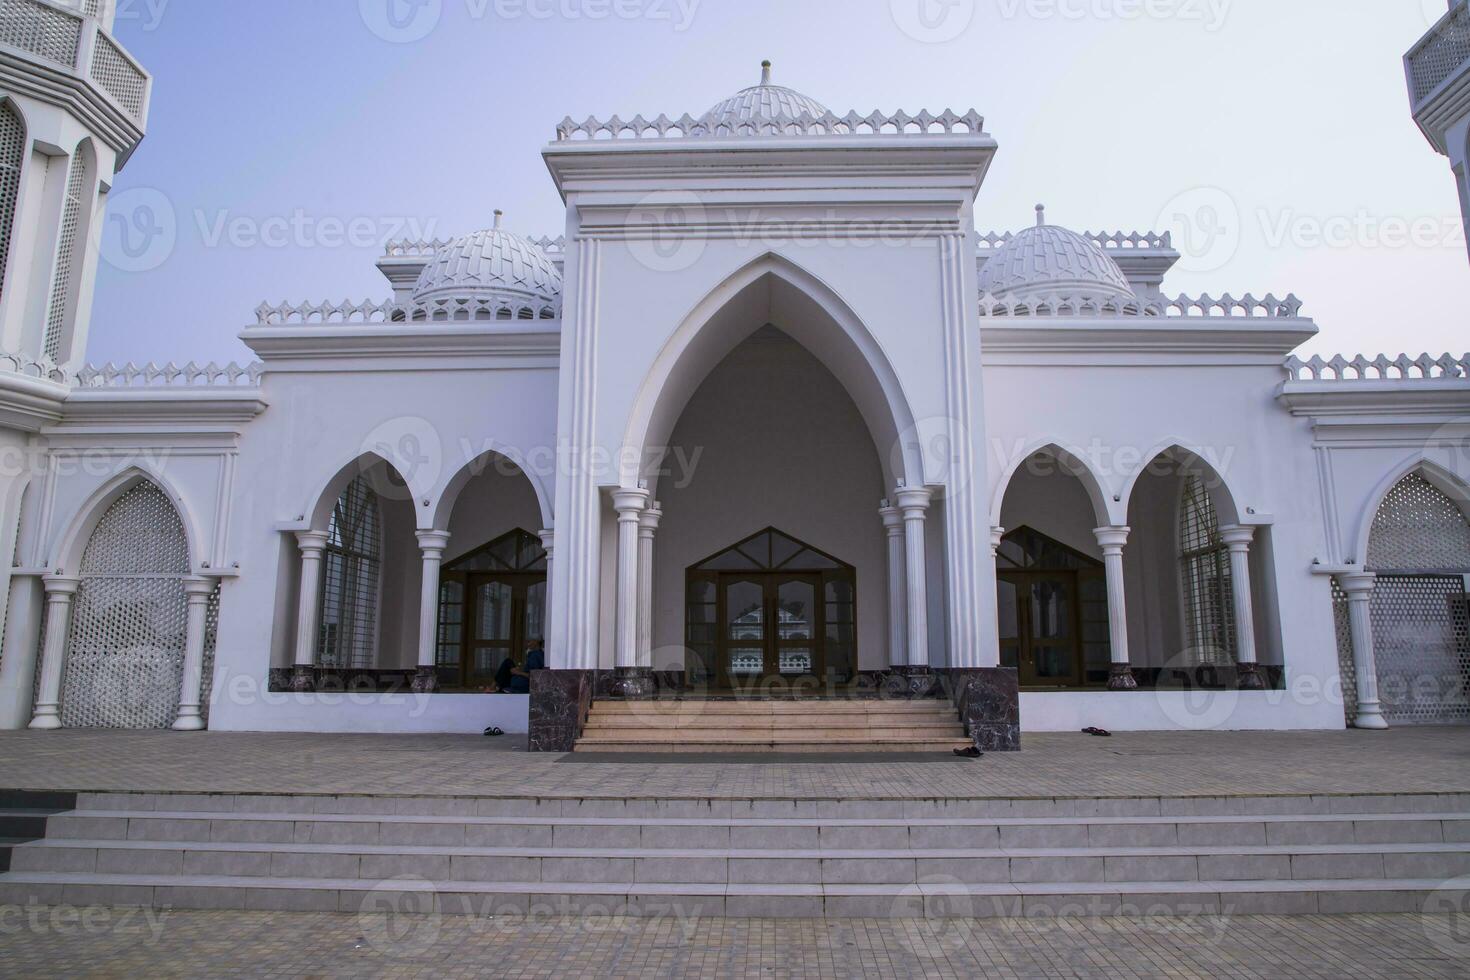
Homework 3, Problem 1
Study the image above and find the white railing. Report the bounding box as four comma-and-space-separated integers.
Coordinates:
75, 361, 263, 388
254, 296, 560, 326
978, 230, 1173, 251
979, 291, 1304, 319
554, 109, 985, 142
0, 0, 148, 121
1408, 2, 1470, 107
1284, 353, 1470, 382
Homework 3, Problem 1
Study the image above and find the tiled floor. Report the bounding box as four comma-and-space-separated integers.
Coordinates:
0, 908, 1465, 978
0, 727, 1466, 800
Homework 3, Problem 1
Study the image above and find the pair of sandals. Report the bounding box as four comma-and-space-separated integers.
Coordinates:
483, 727, 504, 737
1082, 726, 1112, 737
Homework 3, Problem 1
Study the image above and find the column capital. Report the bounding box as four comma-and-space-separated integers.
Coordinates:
415, 529, 453, 554
991, 526, 1006, 554
295, 529, 330, 554
538, 528, 555, 552
638, 502, 663, 534
879, 503, 904, 533
41, 575, 80, 596
1093, 526, 1131, 551
1218, 524, 1256, 551
1336, 570, 1377, 596
183, 576, 216, 600
895, 486, 932, 515
610, 487, 650, 518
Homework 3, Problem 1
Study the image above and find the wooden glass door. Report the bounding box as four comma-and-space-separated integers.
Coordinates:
716, 574, 824, 687
467, 577, 516, 689
999, 572, 1084, 688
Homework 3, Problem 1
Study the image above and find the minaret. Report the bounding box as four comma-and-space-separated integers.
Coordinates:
0, 1, 152, 366
1407, 1, 1470, 261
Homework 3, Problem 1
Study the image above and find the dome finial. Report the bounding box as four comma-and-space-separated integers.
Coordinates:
1035, 204, 1046, 227
494, 209, 503, 230
760, 60, 772, 85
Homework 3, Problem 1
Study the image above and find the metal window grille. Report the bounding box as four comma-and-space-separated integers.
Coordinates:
0, 0, 84, 68
44, 145, 87, 361
0, 102, 24, 305
89, 32, 145, 118
1331, 580, 1356, 724
316, 476, 380, 669
59, 482, 191, 729
1178, 475, 1236, 667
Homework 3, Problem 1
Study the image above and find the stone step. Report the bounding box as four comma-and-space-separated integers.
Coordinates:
0, 870, 1448, 917
576, 727, 969, 741
41, 809, 1470, 849
583, 715, 964, 730
588, 701, 953, 715
11, 838, 1468, 884
574, 740, 976, 754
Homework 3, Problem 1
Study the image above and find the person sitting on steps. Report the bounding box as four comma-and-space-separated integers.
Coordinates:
507, 638, 545, 694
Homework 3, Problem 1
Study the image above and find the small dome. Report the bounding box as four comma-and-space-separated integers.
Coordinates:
412, 214, 562, 307
702, 61, 829, 127
978, 206, 1135, 304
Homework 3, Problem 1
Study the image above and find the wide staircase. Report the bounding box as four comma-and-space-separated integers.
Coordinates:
575, 699, 973, 753
0, 790, 1466, 917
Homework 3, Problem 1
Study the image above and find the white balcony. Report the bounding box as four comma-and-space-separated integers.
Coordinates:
0, 0, 151, 124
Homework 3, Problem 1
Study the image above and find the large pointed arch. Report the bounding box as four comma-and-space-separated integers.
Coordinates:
301, 451, 413, 533
990, 440, 1112, 528
1119, 441, 1244, 530
619, 252, 923, 492
430, 445, 553, 532
51, 466, 204, 577
1350, 454, 1470, 567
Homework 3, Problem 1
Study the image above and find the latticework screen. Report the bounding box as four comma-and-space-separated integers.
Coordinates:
90, 32, 145, 118
59, 482, 190, 729
0, 102, 24, 305
0, 0, 83, 68
1178, 475, 1236, 667
316, 476, 381, 669
1367, 473, 1470, 572
43, 144, 88, 361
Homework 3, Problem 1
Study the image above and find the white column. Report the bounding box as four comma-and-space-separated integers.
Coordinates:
1219, 525, 1265, 690
28, 577, 80, 730
880, 502, 907, 669
637, 503, 662, 669
413, 530, 452, 693
0, 575, 44, 729
1337, 571, 1388, 730
896, 488, 932, 670
172, 577, 216, 731
1093, 526, 1136, 690
539, 528, 555, 629
611, 488, 649, 675
290, 530, 329, 689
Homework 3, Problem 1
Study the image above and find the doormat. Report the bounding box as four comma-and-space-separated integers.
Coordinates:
556, 752, 975, 764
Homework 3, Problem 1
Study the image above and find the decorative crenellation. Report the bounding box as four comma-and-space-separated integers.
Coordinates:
1283, 353, 1470, 383
978, 230, 1173, 251
979, 291, 1304, 319
553, 109, 985, 142
0, 350, 68, 383
254, 296, 560, 326
75, 361, 264, 388
383, 235, 565, 258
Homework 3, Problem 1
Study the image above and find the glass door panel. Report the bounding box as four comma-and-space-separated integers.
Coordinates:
775, 577, 818, 676
469, 579, 515, 689
1026, 576, 1080, 686
725, 579, 766, 680
998, 576, 1021, 672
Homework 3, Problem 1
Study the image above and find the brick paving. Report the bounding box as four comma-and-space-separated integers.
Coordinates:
0, 908, 1466, 978
0, 727, 1465, 800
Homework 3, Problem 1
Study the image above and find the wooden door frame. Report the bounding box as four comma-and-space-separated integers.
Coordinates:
711, 571, 829, 690
999, 569, 1086, 689
449, 571, 547, 690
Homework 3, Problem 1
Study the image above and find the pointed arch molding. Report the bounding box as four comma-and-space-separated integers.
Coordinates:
619, 252, 924, 490
1349, 455, 1470, 566
431, 445, 554, 532
1118, 442, 1245, 529
990, 439, 1113, 528
50, 467, 204, 576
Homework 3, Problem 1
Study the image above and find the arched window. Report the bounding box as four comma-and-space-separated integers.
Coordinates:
0, 101, 25, 303
44, 140, 93, 361
317, 474, 381, 669
60, 481, 191, 729
1178, 475, 1236, 666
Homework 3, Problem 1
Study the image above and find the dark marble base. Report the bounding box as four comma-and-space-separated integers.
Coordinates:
410, 666, 439, 695
1236, 662, 1267, 691
1107, 665, 1139, 691
936, 668, 1020, 752
528, 670, 595, 752
606, 667, 657, 699
289, 666, 314, 693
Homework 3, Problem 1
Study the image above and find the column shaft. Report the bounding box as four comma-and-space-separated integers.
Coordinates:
172, 578, 216, 731
1339, 572, 1387, 730
28, 578, 80, 730
611, 489, 649, 681
637, 505, 662, 669
1220, 526, 1265, 690
1094, 527, 1136, 691
896, 488, 932, 670
880, 504, 907, 669
291, 531, 329, 691
413, 530, 452, 694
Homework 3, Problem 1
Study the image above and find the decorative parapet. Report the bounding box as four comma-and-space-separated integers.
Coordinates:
0, 0, 150, 121
1283, 353, 1470, 382
978, 230, 1173, 251
254, 296, 560, 326
554, 109, 985, 142
75, 361, 263, 388
1407, 1, 1470, 109
0, 350, 68, 383
978, 292, 1304, 319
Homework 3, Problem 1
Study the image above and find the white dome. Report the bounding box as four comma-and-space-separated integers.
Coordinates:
978, 207, 1135, 304
412, 216, 562, 308
702, 61, 828, 127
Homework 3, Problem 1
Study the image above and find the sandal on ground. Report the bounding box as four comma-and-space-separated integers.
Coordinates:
483, 727, 504, 737
953, 746, 984, 758
1082, 727, 1112, 737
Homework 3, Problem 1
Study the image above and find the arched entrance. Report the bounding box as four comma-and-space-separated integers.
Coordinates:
435, 529, 548, 690
686, 528, 856, 689
996, 527, 1109, 688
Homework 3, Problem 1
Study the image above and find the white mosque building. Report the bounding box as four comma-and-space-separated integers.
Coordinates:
0, 6, 1466, 750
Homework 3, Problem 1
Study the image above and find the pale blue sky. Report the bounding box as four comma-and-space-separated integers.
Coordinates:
91, 0, 1465, 364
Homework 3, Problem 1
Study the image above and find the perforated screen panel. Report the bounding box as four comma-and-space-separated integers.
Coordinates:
0, 0, 84, 67
43, 146, 88, 361
59, 482, 190, 729
0, 102, 24, 305
1367, 473, 1470, 572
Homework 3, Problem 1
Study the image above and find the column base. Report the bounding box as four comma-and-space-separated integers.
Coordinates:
1354, 703, 1390, 730
1236, 662, 1267, 691
27, 708, 60, 730
411, 667, 440, 695
289, 666, 316, 693
1107, 665, 1139, 691
171, 710, 204, 732
607, 667, 656, 700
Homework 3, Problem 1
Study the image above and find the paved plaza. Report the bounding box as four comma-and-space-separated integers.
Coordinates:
0, 727, 1466, 802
